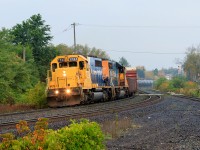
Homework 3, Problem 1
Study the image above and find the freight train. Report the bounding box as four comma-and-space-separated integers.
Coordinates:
46, 54, 137, 107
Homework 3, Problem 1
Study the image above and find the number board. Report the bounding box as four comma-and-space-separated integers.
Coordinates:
69, 57, 78, 61
58, 58, 65, 62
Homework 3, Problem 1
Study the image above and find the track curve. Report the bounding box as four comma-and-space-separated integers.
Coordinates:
0, 95, 162, 131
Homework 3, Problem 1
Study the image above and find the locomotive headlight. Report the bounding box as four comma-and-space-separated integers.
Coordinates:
66, 89, 71, 94
55, 90, 59, 94
63, 71, 66, 77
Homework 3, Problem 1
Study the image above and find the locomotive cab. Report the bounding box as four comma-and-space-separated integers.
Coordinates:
46, 55, 91, 107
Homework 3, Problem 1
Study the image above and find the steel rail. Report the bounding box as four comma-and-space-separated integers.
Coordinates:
173, 95, 200, 102
0, 90, 146, 118
0, 95, 162, 129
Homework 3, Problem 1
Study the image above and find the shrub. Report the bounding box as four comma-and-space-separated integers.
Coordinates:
159, 82, 170, 92
155, 77, 200, 97
170, 76, 186, 89
184, 81, 198, 89
154, 77, 167, 89
24, 82, 47, 108
0, 119, 105, 150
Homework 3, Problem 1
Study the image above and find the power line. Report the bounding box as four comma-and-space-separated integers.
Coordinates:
80, 24, 200, 29
63, 25, 72, 32
58, 24, 189, 55
104, 49, 186, 54
53, 25, 73, 37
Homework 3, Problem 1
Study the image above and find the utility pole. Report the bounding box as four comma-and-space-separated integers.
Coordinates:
71, 22, 76, 50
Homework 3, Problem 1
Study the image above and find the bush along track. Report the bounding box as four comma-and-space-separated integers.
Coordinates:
154, 76, 200, 97
0, 118, 105, 150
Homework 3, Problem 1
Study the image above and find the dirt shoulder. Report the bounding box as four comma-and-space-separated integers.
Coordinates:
106, 96, 200, 150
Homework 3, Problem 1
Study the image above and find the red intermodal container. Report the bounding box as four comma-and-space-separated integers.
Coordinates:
126, 67, 137, 95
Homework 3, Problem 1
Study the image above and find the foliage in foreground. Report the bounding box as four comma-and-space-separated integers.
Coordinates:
0, 119, 105, 150
154, 76, 199, 97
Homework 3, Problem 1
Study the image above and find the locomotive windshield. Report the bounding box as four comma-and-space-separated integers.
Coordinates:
59, 62, 68, 68
69, 61, 77, 67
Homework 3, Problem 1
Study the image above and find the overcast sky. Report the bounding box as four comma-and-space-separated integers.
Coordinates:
1, 0, 200, 70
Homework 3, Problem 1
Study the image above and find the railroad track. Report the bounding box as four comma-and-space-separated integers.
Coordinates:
0, 96, 138, 123
0, 92, 145, 124
143, 88, 200, 102
172, 94, 200, 102
0, 90, 148, 118
0, 94, 162, 130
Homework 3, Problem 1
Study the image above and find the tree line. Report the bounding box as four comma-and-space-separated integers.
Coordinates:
1, 13, 199, 106
183, 46, 200, 82
0, 14, 129, 106
0, 14, 109, 105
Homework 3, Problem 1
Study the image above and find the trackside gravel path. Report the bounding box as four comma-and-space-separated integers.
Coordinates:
106, 96, 200, 150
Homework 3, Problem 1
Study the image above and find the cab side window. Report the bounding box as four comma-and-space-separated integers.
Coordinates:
95, 60, 102, 67
79, 61, 84, 70
52, 63, 57, 72
109, 63, 113, 69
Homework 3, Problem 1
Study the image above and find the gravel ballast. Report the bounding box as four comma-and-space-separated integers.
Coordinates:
105, 96, 200, 150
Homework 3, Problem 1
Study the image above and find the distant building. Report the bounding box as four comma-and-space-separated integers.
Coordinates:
165, 74, 172, 80
178, 66, 184, 75
136, 66, 145, 79
136, 66, 145, 70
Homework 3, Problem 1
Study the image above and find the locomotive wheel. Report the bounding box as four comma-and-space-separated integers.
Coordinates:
103, 91, 109, 101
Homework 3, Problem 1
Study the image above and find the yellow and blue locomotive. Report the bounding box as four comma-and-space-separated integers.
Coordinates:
46, 54, 133, 107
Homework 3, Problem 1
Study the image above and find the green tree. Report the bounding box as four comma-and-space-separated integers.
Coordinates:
55, 44, 73, 55
0, 28, 33, 62
88, 46, 109, 59
76, 44, 91, 55
55, 44, 110, 59
183, 46, 200, 81
0, 50, 39, 104
118, 57, 130, 67
11, 14, 55, 80
153, 68, 158, 76
11, 14, 52, 62
37, 45, 57, 80
0, 28, 13, 45
0, 28, 39, 104
170, 76, 186, 89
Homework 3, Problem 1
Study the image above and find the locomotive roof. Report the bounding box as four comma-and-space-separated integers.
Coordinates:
52, 54, 87, 62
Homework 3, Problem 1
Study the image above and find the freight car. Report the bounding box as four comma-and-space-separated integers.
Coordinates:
46, 54, 137, 107
126, 67, 137, 96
